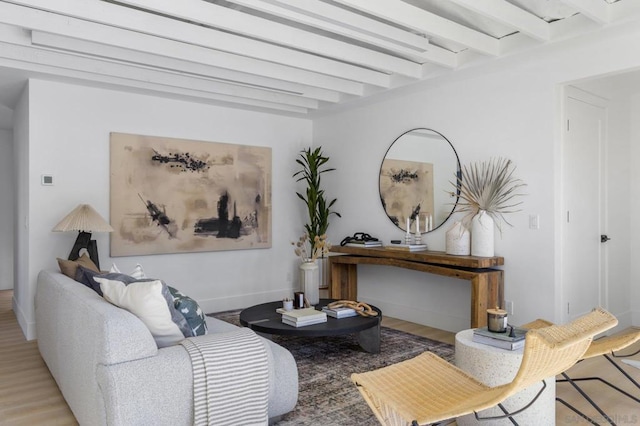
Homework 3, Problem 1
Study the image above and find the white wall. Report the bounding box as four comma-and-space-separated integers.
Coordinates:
15, 79, 312, 339
0, 129, 13, 290
601, 94, 632, 325
13, 83, 29, 334
631, 94, 640, 323
314, 21, 640, 331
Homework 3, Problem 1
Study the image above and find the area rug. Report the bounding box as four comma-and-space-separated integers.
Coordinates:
210, 310, 454, 426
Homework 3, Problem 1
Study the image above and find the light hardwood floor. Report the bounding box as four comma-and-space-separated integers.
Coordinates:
1, 289, 639, 425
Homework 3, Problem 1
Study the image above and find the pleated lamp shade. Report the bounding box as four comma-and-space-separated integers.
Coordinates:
52, 204, 114, 233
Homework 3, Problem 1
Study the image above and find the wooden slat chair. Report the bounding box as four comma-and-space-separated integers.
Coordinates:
522, 318, 640, 425
351, 308, 617, 426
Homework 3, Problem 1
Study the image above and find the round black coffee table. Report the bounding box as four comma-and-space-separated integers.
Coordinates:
239, 299, 382, 353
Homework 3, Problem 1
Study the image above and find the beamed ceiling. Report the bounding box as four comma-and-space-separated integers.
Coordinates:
0, 0, 639, 117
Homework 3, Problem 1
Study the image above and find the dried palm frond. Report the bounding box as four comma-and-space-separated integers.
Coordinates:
451, 157, 526, 233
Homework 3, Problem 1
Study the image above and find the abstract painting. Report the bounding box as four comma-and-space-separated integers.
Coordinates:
379, 158, 434, 232
110, 133, 271, 256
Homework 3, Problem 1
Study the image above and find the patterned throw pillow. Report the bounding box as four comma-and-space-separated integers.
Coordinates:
94, 274, 194, 347
169, 287, 208, 336
74, 265, 104, 296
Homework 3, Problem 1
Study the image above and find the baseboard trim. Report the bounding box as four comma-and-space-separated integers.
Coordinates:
12, 294, 35, 340
199, 287, 299, 314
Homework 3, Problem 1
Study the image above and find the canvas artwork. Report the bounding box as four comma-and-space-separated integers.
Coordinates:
110, 132, 271, 256
379, 158, 434, 231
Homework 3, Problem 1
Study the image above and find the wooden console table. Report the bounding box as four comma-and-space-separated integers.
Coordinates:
329, 246, 504, 328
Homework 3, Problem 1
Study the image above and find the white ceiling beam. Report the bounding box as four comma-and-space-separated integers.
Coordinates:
224, 0, 432, 62
559, 0, 610, 24
262, 0, 457, 68
31, 31, 341, 104
30, 33, 319, 109
447, 0, 550, 42
548, 12, 601, 41
609, 0, 640, 22
4, 0, 391, 88
267, 0, 430, 51
0, 41, 310, 114
333, 0, 500, 56
112, 0, 423, 79
0, 1, 365, 96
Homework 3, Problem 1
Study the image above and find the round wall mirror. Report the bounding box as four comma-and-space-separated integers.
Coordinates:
379, 128, 460, 233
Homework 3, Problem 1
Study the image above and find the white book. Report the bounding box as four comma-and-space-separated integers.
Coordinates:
282, 317, 327, 327
472, 333, 525, 351
322, 306, 358, 318
282, 308, 326, 323
385, 243, 428, 252
344, 242, 382, 247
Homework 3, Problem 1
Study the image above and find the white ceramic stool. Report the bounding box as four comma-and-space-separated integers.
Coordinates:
455, 329, 555, 425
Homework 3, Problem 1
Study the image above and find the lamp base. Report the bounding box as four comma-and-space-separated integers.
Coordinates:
68, 231, 101, 270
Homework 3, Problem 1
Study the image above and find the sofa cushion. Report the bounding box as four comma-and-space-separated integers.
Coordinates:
75, 266, 104, 296
58, 253, 99, 279
95, 274, 194, 347
109, 263, 146, 279
169, 287, 208, 336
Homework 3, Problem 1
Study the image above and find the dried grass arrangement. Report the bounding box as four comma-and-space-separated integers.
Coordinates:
452, 157, 526, 232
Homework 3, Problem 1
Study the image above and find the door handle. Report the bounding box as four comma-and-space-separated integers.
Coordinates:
601, 235, 611, 243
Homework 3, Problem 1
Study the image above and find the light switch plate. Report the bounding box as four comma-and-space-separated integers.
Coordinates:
41, 175, 54, 186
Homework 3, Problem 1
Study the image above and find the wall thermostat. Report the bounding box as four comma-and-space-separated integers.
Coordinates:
41, 175, 54, 186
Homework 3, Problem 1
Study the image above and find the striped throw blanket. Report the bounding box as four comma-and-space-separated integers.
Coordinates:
180, 328, 269, 426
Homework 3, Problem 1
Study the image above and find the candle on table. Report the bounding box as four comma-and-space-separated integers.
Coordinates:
406, 217, 410, 234
416, 215, 420, 234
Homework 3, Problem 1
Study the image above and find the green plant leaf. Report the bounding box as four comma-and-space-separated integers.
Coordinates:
293, 146, 340, 244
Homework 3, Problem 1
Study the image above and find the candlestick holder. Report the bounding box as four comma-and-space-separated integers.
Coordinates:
404, 232, 412, 245
414, 232, 422, 245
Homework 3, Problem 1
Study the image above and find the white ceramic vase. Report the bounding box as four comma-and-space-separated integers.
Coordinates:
300, 260, 319, 305
471, 210, 495, 257
445, 221, 471, 255
317, 256, 329, 289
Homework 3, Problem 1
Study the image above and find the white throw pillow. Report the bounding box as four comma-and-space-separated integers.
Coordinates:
109, 263, 146, 279
96, 277, 185, 348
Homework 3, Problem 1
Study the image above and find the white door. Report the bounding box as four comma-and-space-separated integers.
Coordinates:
562, 86, 608, 322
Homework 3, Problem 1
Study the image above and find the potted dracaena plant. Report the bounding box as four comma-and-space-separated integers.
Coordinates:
293, 146, 341, 246
452, 157, 526, 257
293, 147, 340, 300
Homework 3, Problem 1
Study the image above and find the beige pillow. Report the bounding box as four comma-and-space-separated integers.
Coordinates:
57, 253, 99, 280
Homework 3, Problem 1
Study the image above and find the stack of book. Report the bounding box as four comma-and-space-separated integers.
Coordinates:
472, 326, 527, 350
344, 240, 382, 248
281, 307, 327, 327
321, 305, 358, 319
385, 243, 428, 252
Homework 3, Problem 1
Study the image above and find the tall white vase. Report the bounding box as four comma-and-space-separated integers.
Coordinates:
471, 210, 495, 257
300, 261, 319, 305
317, 256, 329, 289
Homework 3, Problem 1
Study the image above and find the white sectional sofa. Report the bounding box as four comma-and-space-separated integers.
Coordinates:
35, 269, 298, 425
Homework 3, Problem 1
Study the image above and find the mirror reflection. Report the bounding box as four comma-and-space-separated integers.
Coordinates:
379, 128, 460, 233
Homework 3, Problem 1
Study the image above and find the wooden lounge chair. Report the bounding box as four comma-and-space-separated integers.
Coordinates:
351, 308, 617, 426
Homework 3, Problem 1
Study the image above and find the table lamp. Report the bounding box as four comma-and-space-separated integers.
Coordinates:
52, 204, 114, 269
